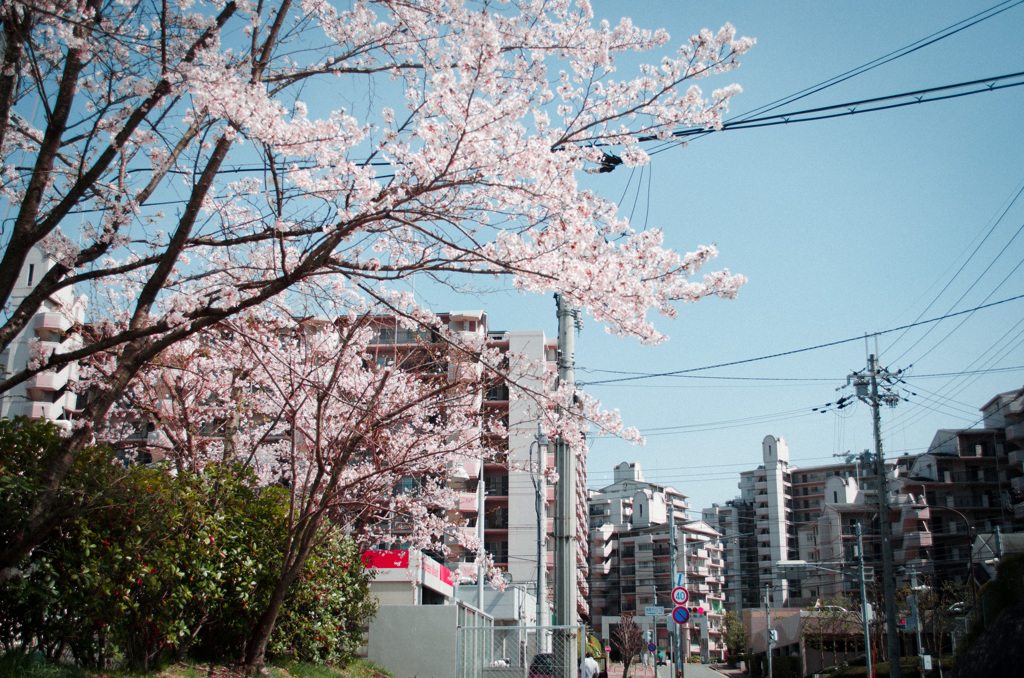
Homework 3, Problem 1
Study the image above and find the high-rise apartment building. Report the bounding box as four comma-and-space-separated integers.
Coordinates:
705, 387, 1024, 616
366, 311, 590, 623
588, 463, 727, 661
893, 387, 1024, 585
706, 436, 889, 611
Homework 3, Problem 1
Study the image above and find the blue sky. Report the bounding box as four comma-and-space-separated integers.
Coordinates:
9, 1, 1023, 514
419, 0, 1024, 513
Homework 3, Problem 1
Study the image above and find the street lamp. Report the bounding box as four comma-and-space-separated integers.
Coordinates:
755, 583, 789, 678
529, 424, 549, 635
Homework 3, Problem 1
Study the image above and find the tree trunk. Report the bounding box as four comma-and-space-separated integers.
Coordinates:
242, 521, 319, 671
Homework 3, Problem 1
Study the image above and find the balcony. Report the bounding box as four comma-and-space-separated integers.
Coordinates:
35, 312, 71, 334
22, 401, 63, 419
456, 492, 479, 513
30, 371, 66, 391
1012, 477, 1024, 493
904, 531, 933, 549
1009, 448, 1024, 466
1005, 424, 1024, 444
1015, 502, 1024, 520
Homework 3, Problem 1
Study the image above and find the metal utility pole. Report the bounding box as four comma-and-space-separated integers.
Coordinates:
850, 347, 903, 678
554, 294, 580, 678
857, 523, 873, 678
478, 453, 485, 613
765, 584, 773, 678
670, 504, 684, 678
530, 424, 549, 639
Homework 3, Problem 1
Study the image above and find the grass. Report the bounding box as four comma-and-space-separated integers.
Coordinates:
0, 653, 393, 678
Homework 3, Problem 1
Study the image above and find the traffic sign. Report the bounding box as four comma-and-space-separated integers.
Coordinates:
648, 643, 657, 653
671, 586, 689, 606
604, 646, 611, 653
645, 605, 665, 616
675, 573, 685, 587
672, 606, 690, 624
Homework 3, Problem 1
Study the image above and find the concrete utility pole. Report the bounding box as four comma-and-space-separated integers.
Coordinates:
553, 294, 579, 678
850, 348, 903, 678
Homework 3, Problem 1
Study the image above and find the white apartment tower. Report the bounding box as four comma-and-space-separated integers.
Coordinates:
588, 463, 727, 661
0, 246, 83, 428
368, 312, 590, 623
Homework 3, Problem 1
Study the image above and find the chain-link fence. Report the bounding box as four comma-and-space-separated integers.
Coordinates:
456, 625, 584, 678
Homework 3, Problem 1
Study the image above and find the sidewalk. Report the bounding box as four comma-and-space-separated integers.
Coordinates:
603, 661, 747, 678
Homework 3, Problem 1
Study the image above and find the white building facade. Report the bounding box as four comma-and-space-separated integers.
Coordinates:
0, 246, 84, 428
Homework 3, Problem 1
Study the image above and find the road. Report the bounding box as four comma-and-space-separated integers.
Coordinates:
602, 662, 734, 678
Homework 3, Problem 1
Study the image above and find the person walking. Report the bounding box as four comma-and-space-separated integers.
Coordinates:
580, 651, 600, 678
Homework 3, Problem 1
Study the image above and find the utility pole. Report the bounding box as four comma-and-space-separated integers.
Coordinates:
670, 504, 684, 678
530, 424, 549, 644
765, 584, 773, 678
554, 294, 580, 678
849, 346, 903, 678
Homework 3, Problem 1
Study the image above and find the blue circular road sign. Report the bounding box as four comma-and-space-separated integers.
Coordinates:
672, 606, 690, 624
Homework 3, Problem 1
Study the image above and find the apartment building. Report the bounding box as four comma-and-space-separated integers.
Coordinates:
588, 463, 727, 661
366, 311, 591, 623
707, 435, 891, 611
706, 387, 1024, 618
0, 246, 83, 428
893, 387, 1024, 586
701, 501, 757, 611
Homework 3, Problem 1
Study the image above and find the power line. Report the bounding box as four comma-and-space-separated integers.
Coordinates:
579, 365, 1024, 385
582, 293, 1024, 386
655, 72, 1024, 142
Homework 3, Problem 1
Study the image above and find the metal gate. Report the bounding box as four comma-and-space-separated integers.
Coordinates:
456, 624, 584, 678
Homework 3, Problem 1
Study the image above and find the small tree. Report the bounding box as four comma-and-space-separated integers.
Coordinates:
917, 577, 968, 657
803, 595, 857, 670
723, 610, 750, 663
613, 611, 646, 678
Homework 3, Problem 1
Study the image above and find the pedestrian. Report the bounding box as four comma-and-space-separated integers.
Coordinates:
580, 650, 600, 678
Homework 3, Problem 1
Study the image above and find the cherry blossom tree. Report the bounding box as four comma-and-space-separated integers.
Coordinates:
105, 309, 510, 666
0, 0, 753, 594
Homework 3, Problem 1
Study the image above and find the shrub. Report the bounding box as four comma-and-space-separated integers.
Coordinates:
0, 428, 376, 671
